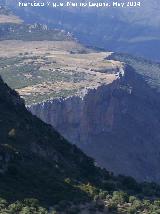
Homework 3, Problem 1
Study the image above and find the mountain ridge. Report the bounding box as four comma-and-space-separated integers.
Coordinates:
7, 0, 160, 61
1, 73, 160, 213
1, 6, 160, 213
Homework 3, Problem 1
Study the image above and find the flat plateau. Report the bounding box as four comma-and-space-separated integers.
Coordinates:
0, 40, 123, 104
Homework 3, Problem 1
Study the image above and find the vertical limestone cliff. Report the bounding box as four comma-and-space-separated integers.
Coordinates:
28, 66, 160, 183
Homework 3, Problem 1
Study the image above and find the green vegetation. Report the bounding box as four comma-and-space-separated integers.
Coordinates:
0, 57, 86, 85
0, 23, 72, 41
1, 8, 160, 212
0, 56, 87, 104
1, 188, 160, 213
1, 75, 160, 212
23, 89, 78, 105
108, 53, 160, 91
0, 199, 48, 214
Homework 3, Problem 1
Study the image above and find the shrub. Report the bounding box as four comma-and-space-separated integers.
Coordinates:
132, 199, 142, 210
98, 190, 108, 200
108, 201, 117, 212
0, 198, 7, 209
129, 196, 137, 203
127, 206, 137, 214
112, 191, 128, 204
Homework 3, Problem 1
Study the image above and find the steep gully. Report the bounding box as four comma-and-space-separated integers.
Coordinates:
28, 65, 160, 183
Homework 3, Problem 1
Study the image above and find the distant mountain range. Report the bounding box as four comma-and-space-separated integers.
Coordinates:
4, 0, 160, 61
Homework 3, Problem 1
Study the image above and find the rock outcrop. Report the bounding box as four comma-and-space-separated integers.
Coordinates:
28, 65, 160, 183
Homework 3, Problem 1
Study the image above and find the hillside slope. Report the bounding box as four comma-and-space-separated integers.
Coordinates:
1, 68, 160, 213
0, 6, 72, 41
29, 62, 160, 183
6, 0, 160, 61
1, 8, 160, 184
0, 5, 22, 24
0, 76, 98, 204
1, 6, 160, 213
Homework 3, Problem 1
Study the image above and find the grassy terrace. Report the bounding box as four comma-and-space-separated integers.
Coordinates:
0, 41, 121, 105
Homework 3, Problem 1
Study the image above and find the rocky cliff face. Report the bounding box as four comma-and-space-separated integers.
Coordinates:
0, 74, 107, 206
28, 78, 120, 145
2, 74, 160, 214
28, 65, 160, 183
